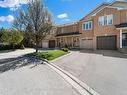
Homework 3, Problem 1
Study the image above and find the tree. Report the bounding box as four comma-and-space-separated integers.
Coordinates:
9, 29, 24, 48
0, 28, 10, 43
0, 28, 4, 42
13, 0, 53, 52
22, 31, 34, 48
23, 24, 35, 47
1, 29, 23, 49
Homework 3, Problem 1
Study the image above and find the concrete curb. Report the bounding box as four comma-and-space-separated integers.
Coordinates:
46, 62, 100, 95
46, 62, 91, 95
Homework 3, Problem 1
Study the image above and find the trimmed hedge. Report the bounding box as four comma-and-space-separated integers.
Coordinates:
61, 48, 69, 52
0, 45, 11, 50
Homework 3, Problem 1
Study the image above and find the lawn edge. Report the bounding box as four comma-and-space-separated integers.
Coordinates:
30, 50, 70, 61
50, 51, 72, 62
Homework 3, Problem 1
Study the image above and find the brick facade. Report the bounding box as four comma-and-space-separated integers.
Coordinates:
56, 23, 80, 48
79, 1, 127, 50
41, 1, 127, 50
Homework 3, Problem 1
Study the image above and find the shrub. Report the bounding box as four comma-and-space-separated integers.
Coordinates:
61, 48, 69, 52
15, 44, 25, 49
0, 44, 12, 50
0, 44, 25, 50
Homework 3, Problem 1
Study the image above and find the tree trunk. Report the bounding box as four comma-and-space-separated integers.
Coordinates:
35, 35, 39, 53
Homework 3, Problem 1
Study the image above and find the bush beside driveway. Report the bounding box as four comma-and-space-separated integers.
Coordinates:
52, 50, 127, 95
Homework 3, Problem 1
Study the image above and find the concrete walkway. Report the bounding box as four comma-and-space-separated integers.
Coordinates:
0, 60, 80, 95
52, 50, 127, 95
0, 48, 35, 60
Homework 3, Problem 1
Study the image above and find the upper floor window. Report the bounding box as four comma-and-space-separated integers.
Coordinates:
107, 15, 113, 25
82, 21, 92, 30
98, 14, 113, 26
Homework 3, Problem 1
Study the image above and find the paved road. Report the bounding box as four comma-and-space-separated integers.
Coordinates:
52, 50, 127, 95
0, 48, 35, 60
0, 58, 80, 95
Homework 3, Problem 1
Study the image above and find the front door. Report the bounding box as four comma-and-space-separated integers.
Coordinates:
122, 33, 127, 47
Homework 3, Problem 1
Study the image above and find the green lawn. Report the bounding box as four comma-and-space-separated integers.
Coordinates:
32, 50, 69, 61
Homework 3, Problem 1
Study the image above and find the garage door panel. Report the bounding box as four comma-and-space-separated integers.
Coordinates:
42, 41, 48, 48
97, 36, 117, 50
49, 40, 55, 48
80, 39, 93, 49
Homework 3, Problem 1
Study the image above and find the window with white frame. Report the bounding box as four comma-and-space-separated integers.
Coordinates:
82, 21, 92, 30
98, 14, 113, 26
104, 16, 107, 25
107, 15, 113, 25
98, 16, 104, 26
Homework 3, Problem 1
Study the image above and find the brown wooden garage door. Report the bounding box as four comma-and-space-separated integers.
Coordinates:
97, 36, 117, 50
49, 40, 55, 48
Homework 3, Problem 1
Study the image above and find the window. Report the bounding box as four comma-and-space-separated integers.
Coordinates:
122, 33, 127, 47
107, 15, 113, 25
82, 21, 92, 30
99, 16, 104, 26
104, 16, 107, 25
98, 15, 113, 26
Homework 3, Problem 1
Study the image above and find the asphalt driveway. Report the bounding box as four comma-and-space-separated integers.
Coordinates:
52, 50, 127, 95
0, 57, 80, 95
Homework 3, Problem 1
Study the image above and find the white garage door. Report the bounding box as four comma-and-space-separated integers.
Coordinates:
42, 41, 49, 48
80, 39, 93, 49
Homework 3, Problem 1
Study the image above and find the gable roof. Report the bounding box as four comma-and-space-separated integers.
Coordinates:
80, 1, 127, 21
80, 3, 109, 21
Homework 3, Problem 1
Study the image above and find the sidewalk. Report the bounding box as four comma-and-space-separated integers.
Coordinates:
0, 48, 35, 60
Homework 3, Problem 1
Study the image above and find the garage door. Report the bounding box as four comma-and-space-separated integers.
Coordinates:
49, 40, 55, 48
97, 36, 117, 50
42, 41, 48, 48
80, 39, 93, 49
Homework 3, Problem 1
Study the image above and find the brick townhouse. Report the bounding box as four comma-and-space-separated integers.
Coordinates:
40, 0, 127, 51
